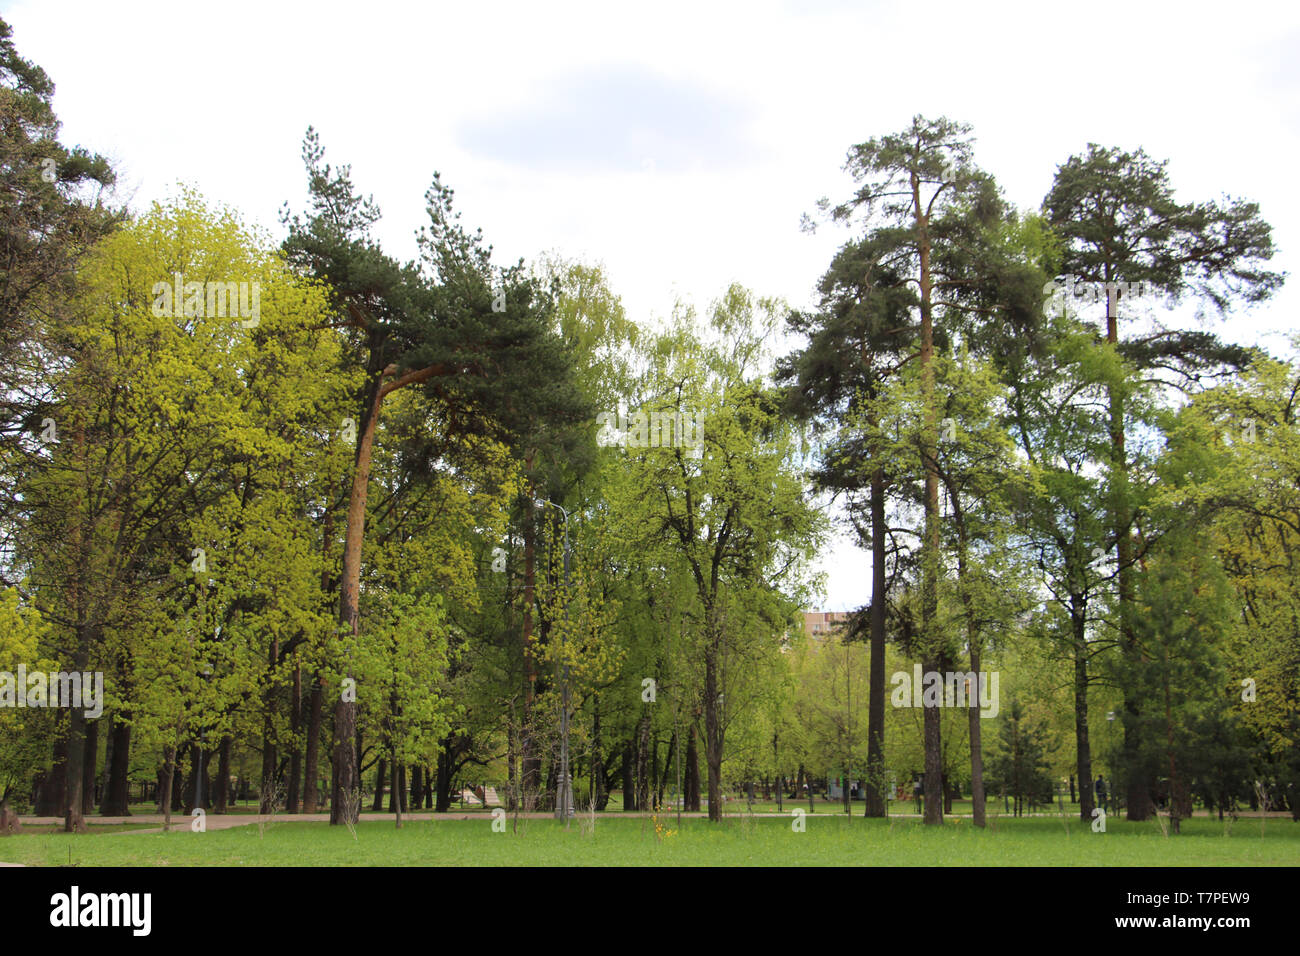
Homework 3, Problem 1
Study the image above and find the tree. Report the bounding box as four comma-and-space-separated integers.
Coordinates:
1002, 304, 1125, 822
0, 586, 51, 819
778, 228, 916, 818
0, 15, 118, 489
815, 115, 1041, 823
281, 130, 585, 823
1166, 347, 1300, 818
987, 698, 1056, 816
616, 286, 825, 821
1042, 143, 1282, 819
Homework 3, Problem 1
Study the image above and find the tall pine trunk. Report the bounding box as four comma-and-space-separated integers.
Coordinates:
952, 506, 985, 829
912, 168, 943, 827
520, 484, 541, 807
1103, 284, 1148, 822
864, 466, 888, 817
333, 375, 385, 825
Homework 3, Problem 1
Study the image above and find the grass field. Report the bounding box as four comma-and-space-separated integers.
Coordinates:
2, 814, 1296, 867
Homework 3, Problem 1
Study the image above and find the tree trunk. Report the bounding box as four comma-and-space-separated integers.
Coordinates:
520, 485, 541, 807
1164, 667, 1180, 834
658, 731, 676, 810
912, 169, 943, 828
214, 735, 231, 813
63, 711, 88, 831
172, 747, 187, 812
684, 722, 701, 812
260, 722, 278, 813
307, 454, 334, 817
1072, 605, 1095, 822
159, 745, 176, 832
968, 646, 987, 829
922, 673, 942, 825
621, 741, 635, 811
102, 716, 132, 816
333, 376, 386, 826
506, 702, 518, 813
287, 656, 302, 813
62, 637, 92, 832
393, 754, 403, 828
635, 712, 651, 812
389, 763, 405, 814
1101, 284, 1149, 823
651, 738, 661, 809
81, 718, 98, 815
590, 699, 607, 811
99, 713, 114, 811
372, 760, 386, 812
435, 747, 453, 812
303, 676, 323, 813
704, 637, 724, 823
190, 741, 210, 810
865, 465, 888, 817
773, 732, 783, 813
35, 732, 67, 817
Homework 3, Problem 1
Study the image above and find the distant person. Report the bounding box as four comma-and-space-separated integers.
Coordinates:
1095, 776, 1107, 810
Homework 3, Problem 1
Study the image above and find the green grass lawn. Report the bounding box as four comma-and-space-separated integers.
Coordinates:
2, 814, 1296, 866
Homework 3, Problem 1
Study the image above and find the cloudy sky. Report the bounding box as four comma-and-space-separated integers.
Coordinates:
6, 0, 1298, 610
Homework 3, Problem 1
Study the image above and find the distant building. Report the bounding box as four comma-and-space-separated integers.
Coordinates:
803, 610, 851, 640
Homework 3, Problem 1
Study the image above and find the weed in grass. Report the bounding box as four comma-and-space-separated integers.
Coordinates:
1254, 781, 1270, 839
579, 796, 597, 838
257, 774, 287, 840
340, 787, 361, 842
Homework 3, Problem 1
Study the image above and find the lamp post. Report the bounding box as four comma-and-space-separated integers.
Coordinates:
536, 498, 574, 823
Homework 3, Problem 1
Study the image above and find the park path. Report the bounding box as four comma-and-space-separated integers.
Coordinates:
17, 806, 1294, 835
18, 811, 713, 833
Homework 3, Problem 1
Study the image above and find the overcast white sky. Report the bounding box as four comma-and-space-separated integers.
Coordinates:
6, 0, 1298, 610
